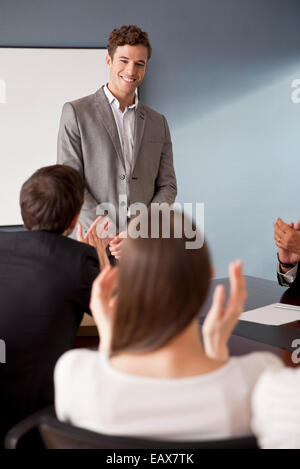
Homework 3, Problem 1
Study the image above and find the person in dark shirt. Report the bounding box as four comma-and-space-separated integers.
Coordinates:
0, 164, 107, 445
275, 217, 300, 288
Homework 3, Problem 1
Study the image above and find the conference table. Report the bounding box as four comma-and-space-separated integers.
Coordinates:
76, 275, 300, 367
200, 275, 300, 367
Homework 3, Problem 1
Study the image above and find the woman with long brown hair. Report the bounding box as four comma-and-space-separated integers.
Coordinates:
55, 210, 281, 441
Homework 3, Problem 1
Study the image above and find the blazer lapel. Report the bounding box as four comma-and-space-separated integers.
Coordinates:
94, 87, 125, 170
132, 102, 146, 173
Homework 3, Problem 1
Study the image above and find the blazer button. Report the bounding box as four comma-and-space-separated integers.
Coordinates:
119, 174, 125, 180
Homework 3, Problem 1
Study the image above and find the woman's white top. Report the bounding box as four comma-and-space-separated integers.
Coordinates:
54, 349, 280, 441
252, 366, 300, 449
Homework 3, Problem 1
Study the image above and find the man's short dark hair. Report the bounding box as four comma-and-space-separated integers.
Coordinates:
20, 165, 84, 233
107, 25, 152, 60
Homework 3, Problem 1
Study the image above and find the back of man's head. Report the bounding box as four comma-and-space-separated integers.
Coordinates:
20, 164, 84, 233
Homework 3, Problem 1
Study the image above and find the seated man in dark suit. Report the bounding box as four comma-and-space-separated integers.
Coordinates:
0, 164, 105, 445
275, 217, 300, 287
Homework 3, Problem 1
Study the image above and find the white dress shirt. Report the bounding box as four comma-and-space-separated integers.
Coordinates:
103, 85, 138, 201
277, 263, 298, 286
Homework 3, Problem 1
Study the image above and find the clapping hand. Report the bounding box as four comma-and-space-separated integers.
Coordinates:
77, 215, 112, 245
275, 218, 300, 264
109, 231, 127, 260
202, 260, 247, 361
90, 265, 118, 352
77, 216, 114, 268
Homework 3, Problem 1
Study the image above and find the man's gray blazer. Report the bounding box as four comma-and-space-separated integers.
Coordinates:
57, 85, 177, 232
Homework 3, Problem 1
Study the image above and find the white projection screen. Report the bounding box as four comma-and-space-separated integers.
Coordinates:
0, 47, 108, 226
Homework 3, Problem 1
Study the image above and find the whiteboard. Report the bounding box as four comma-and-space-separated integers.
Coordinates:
0, 47, 108, 226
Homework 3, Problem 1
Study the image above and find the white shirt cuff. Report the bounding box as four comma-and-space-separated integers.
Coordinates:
277, 263, 298, 286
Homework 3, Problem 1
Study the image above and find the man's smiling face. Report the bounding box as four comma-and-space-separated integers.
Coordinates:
106, 44, 148, 100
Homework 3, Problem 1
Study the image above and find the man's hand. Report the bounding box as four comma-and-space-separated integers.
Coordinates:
202, 260, 247, 362
77, 215, 112, 243
275, 218, 300, 263
109, 231, 127, 260
77, 216, 113, 268
87, 229, 111, 268
90, 266, 118, 352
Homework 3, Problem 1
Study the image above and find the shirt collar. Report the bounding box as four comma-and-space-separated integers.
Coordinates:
104, 84, 138, 110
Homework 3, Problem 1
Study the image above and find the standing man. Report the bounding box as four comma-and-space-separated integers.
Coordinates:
57, 25, 177, 255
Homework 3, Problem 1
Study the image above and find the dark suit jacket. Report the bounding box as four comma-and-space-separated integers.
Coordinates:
0, 230, 99, 444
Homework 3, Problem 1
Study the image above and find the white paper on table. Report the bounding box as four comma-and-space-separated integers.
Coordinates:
240, 303, 300, 326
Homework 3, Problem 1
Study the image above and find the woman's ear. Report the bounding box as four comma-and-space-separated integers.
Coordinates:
210, 266, 215, 279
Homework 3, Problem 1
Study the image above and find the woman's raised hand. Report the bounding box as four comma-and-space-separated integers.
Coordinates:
202, 260, 247, 361
90, 265, 118, 352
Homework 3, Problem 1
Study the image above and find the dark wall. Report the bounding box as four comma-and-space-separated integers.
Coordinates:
1, 0, 299, 117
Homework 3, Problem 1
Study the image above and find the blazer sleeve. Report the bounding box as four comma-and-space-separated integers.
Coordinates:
57, 102, 100, 230
151, 115, 177, 205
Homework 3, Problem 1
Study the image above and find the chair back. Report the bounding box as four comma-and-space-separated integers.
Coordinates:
5, 407, 259, 449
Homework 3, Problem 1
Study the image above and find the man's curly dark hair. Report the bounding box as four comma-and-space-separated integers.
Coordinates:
107, 25, 152, 60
